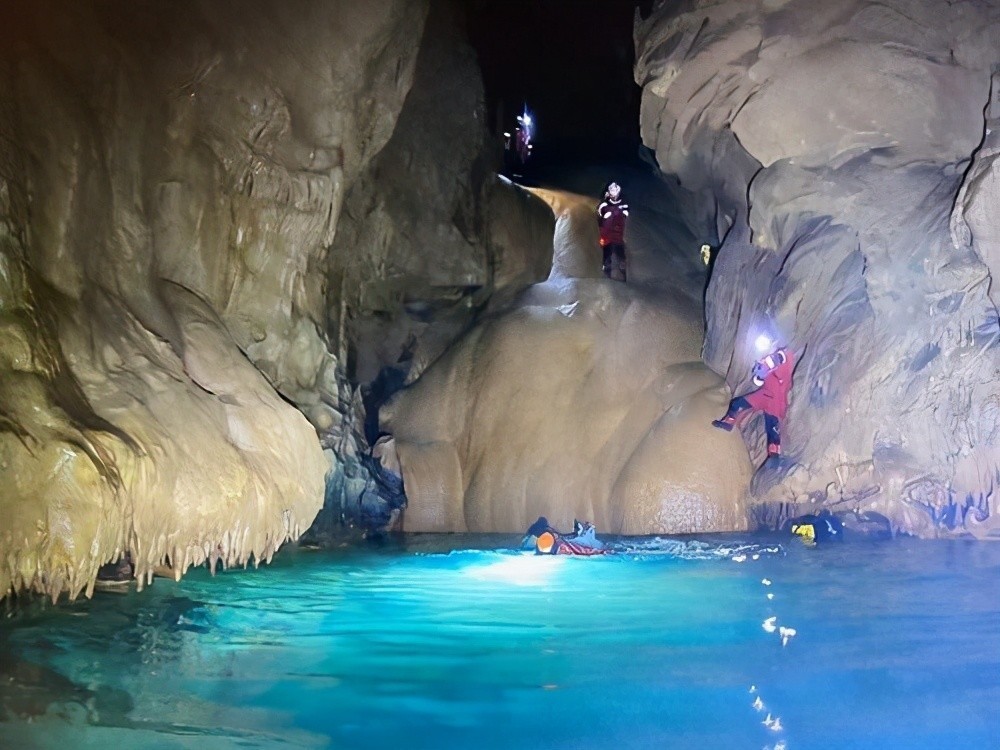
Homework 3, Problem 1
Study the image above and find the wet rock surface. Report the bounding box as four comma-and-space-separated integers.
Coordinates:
384, 187, 753, 534
0, 0, 429, 598
635, 0, 1000, 537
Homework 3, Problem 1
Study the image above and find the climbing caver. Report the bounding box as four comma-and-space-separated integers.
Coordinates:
712, 339, 795, 460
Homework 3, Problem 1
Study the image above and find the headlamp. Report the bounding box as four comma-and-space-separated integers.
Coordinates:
754, 334, 773, 353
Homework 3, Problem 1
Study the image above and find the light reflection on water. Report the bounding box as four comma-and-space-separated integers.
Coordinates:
1, 535, 999, 749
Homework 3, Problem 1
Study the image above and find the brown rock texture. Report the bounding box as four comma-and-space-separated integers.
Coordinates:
384, 188, 752, 534
0, 0, 429, 598
635, 0, 1000, 537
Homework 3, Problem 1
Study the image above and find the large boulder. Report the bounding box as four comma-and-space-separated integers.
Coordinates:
635, 0, 1000, 537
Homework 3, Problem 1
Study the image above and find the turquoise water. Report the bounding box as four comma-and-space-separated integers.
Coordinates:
1, 535, 998, 749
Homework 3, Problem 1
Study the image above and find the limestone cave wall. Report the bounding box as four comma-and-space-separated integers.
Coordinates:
311, 0, 554, 537
0, 0, 430, 598
635, 0, 1000, 537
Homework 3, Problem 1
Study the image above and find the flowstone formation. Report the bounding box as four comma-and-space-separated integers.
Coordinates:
384, 189, 752, 534
0, 0, 428, 599
635, 0, 1000, 537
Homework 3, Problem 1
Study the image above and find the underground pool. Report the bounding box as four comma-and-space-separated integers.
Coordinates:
1, 535, 998, 749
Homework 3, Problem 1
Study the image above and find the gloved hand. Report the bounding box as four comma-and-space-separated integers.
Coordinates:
752, 361, 768, 381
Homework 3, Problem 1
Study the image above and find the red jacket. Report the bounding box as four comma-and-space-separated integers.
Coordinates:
597, 198, 628, 244
745, 348, 795, 419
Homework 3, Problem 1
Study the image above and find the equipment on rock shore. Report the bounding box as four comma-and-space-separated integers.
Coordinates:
788, 512, 844, 546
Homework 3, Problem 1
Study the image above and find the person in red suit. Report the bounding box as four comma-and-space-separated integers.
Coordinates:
515, 115, 532, 163
712, 342, 795, 457
522, 517, 611, 556
597, 181, 629, 281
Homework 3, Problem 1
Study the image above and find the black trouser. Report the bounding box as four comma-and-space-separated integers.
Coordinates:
602, 243, 626, 279
724, 396, 780, 450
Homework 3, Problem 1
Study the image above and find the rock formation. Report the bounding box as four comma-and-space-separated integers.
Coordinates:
5, 0, 996, 602
311, 0, 554, 536
635, 0, 1000, 537
384, 188, 753, 534
0, 0, 429, 599
329, 2, 554, 387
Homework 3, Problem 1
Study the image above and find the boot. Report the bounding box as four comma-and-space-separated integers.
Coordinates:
712, 417, 735, 432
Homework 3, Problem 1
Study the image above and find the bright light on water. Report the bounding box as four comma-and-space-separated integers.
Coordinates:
462, 552, 566, 586
1, 535, 998, 749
